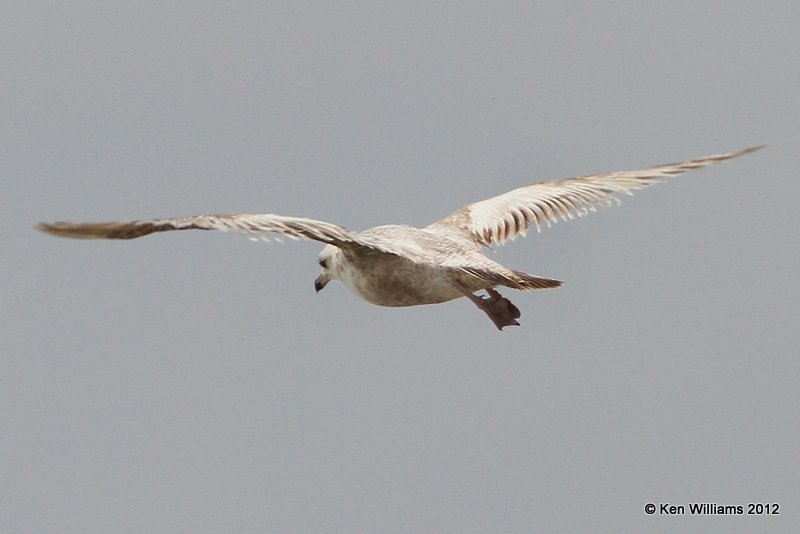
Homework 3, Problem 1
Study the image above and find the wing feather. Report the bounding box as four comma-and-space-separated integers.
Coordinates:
429, 146, 764, 247
36, 213, 427, 261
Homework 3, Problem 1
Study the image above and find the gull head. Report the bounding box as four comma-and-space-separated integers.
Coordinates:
314, 244, 341, 292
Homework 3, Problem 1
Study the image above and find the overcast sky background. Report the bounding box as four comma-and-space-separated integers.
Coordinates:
3, 2, 799, 532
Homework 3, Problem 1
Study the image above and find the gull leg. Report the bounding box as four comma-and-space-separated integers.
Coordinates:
456, 285, 521, 330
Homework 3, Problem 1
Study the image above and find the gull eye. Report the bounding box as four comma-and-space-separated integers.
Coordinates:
318, 258, 327, 268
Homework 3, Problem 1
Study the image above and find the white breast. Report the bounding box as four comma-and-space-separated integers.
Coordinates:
335, 252, 468, 307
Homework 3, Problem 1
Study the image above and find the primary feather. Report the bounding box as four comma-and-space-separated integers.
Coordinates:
429, 146, 764, 246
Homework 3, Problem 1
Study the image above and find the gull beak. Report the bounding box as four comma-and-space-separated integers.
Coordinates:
314, 273, 331, 293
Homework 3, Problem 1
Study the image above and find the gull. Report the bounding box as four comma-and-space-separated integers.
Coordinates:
37, 146, 762, 330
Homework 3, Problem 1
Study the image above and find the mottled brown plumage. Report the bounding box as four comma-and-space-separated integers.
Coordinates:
37, 146, 762, 329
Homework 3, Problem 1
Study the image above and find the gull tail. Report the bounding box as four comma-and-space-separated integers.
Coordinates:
510, 269, 563, 290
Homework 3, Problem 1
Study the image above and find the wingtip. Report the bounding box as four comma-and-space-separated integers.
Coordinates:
701, 145, 766, 165
35, 222, 56, 235
734, 145, 767, 156
34, 221, 101, 239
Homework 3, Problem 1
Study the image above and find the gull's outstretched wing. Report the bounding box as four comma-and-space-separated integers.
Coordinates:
36, 213, 428, 260
428, 146, 764, 247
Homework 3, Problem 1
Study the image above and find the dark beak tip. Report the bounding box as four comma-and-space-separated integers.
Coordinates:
314, 273, 330, 293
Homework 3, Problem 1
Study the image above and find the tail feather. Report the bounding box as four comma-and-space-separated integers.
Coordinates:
458, 266, 562, 290
510, 269, 563, 290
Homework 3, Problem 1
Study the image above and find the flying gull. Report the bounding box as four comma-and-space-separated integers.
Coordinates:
37, 146, 762, 330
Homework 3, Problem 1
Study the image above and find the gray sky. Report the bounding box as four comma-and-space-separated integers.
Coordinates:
4, 1, 799, 532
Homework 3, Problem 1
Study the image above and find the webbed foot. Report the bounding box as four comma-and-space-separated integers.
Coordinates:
479, 288, 521, 330
458, 286, 521, 330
